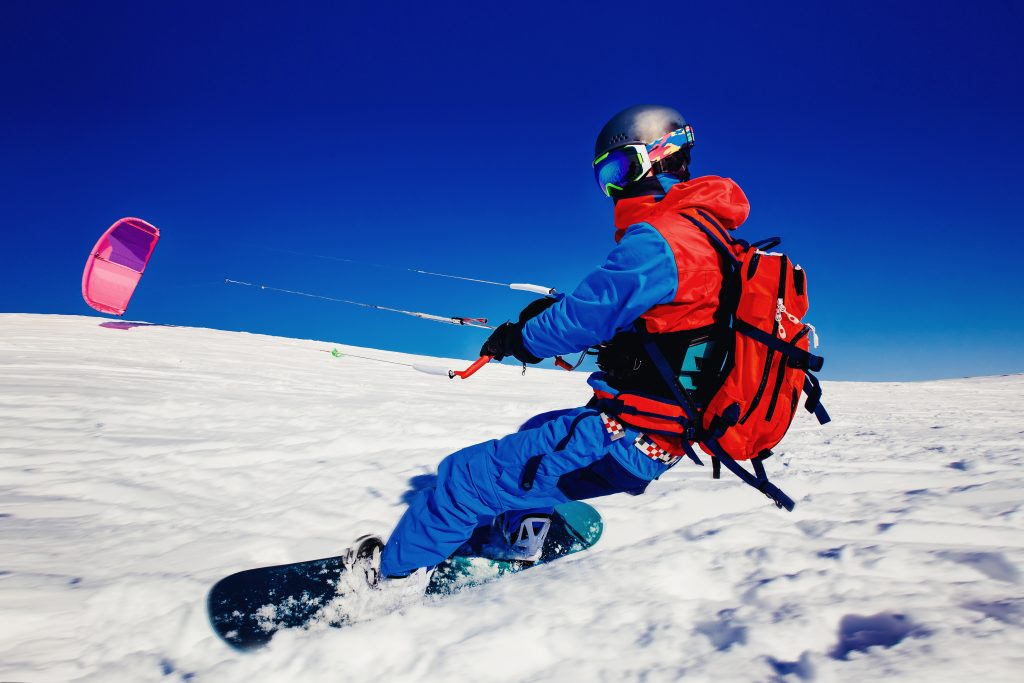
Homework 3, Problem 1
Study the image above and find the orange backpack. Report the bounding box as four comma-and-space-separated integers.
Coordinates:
638, 209, 830, 510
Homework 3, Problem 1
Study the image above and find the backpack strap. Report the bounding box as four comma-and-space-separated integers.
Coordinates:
734, 320, 825, 372
632, 320, 796, 511
690, 210, 784, 260
803, 374, 831, 424
705, 440, 796, 510
679, 212, 742, 266
750, 236, 782, 251
626, 322, 704, 467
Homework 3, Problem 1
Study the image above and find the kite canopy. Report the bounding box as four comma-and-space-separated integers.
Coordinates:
82, 217, 160, 316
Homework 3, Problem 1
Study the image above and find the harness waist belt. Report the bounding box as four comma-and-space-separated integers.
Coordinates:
592, 389, 692, 435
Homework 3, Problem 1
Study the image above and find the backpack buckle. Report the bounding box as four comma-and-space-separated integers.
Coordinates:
708, 402, 741, 439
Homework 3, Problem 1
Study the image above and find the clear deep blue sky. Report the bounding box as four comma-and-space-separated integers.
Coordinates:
1, 1, 1021, 381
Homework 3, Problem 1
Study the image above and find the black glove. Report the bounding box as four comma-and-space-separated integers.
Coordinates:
516, 296, 557, 323
480, 296, 556, 364
480, 321, 542, 364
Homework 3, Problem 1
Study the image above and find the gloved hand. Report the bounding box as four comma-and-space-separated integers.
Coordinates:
516, 296, 557, 323
480, 296, 556, 364
480, 322, 542, 364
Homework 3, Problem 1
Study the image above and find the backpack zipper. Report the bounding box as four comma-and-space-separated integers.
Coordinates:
740, 256, 788, 424
765, 325, 810, 421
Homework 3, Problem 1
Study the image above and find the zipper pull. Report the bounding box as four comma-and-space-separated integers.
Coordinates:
776, 298, 787, 339
805, 322, 820, 349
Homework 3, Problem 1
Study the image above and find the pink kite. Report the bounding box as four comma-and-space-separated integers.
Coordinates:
82, 217, 160, 316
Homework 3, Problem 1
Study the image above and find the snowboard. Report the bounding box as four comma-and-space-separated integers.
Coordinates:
207, 501, 603, 651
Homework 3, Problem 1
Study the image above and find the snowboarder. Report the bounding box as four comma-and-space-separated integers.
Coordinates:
374, 104, 754, 587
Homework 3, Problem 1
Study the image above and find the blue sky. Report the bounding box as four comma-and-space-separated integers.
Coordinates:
1, 1, 1021, 380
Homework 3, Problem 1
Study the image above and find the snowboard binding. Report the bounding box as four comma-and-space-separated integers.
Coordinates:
345, 534, 385, 587
493, 511, 553, 564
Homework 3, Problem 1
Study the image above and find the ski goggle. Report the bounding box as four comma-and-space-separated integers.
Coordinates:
593, 125, 694, 196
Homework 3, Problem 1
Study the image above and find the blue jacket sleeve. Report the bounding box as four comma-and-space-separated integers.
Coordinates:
520, 223, 678, 359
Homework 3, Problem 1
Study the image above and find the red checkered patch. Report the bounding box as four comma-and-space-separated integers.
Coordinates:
600, 412, 626, 441
634, 434, 682, 466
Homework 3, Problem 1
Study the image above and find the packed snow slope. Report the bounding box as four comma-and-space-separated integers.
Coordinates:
2, 314, 1023, 682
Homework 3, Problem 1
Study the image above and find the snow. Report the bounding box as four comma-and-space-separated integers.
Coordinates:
2, 313, 1023, 682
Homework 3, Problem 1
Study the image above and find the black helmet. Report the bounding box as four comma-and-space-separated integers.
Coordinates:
593, 105, 693, 197
594, 104, 689, 158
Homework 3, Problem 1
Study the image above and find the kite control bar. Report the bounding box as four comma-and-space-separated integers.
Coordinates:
448, 355, 493, 379
509, 283, 556, 296
553, 356, 574, 371
446, 353, 579, 380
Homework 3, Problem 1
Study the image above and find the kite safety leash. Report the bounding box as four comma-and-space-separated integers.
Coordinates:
321, 348, 484, 377
327, 351, 580, 381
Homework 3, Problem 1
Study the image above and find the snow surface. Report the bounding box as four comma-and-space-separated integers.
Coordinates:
2, 313, 1023, 682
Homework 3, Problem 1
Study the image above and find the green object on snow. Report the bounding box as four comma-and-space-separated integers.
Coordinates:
331, 348, 342, 358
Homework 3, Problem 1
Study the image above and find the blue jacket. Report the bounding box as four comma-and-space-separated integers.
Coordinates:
520, 222, 678, 359
520, 174, 752, 387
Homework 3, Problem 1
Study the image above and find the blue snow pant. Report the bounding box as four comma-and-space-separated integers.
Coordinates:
380, 406, 677, 577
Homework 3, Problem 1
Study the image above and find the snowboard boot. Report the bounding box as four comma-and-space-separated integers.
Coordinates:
350, 535, 433, 597
492, 510, 553, 563
375, 567, 434, 602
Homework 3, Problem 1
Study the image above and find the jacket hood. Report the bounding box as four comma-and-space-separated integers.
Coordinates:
613, 176, 750, 242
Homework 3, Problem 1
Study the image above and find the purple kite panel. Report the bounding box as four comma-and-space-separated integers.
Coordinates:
106, 221, 157, 272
